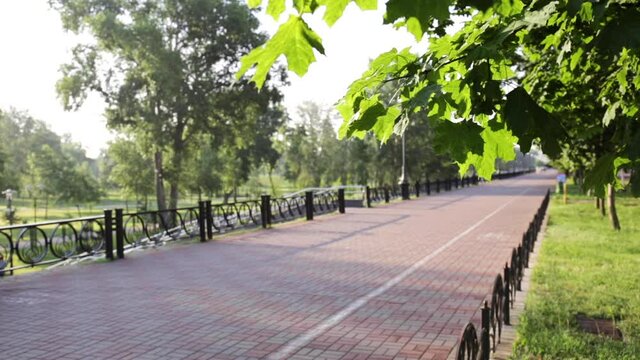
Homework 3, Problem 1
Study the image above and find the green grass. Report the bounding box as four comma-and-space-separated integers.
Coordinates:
513, 185, 640, 359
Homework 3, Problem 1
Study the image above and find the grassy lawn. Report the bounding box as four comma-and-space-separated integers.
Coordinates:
513, 185, 640, 359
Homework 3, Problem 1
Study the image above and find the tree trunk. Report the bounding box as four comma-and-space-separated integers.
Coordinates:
44, 196, 49, 219
268, 166, 277, 197
168, 120, 186, 225
233, 180, 237, 203
608, 184, 621, 231
223, 191, 232, 204
168, 146, 183, 228
595, 197, 600, 209
154, 151, 168, 212
600, 196, 606, 217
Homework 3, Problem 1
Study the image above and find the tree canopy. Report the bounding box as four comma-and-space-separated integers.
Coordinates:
239, 0, 640, 197
52, 0, 286, 211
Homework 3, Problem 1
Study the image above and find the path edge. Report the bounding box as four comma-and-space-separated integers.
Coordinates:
491, 205, 550, 359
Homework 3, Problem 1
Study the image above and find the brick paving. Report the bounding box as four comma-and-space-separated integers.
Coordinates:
0, 173, 554, 360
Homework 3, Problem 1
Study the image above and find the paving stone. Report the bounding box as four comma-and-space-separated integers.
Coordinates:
0, 173, 553, 359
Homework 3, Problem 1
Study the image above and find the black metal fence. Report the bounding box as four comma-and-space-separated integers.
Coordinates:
455, 189, 550, 360
365, 169, 534, 207
0, 169, 535, 277
0, 189, 344, 276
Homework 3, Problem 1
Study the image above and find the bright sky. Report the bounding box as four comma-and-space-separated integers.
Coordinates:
0, 1, 424, 158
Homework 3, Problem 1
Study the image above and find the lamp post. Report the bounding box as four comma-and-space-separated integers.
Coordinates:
2, 189, 16, 225
399, 133, 410, 200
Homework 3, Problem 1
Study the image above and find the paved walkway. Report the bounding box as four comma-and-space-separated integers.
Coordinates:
0, 173, 554, 360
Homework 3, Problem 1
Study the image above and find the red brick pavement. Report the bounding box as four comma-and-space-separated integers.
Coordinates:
0, 173, 554, 360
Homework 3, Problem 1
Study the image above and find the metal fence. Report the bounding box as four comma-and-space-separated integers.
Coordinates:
0, 189, 344, 276
365, 169, 535, 208
0, 170, 535, 277
455, 189, 550, 360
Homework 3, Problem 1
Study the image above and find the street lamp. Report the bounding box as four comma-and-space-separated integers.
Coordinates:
399, 133, 410, 200
2, 188, 16, 225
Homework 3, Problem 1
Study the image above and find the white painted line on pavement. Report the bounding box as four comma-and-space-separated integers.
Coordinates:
268, 187, 531, 360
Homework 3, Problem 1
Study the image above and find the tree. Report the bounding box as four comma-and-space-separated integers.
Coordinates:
106, 138, 155, 210
22, 144, 101, 219
238, 0, 640, 213
53, 0, 285, 213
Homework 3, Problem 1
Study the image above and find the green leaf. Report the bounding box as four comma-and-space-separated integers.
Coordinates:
338, 95, 400, 142
569, 47, 583, 71
293, 0, 316, 13
316, 0, 377, 25
603, 101, 619, 126
578, 2, 593, 22
237, 16, 325, 88
248, 0, 262, 8
433, 120, 484, 163
371, 105, 401, 143
503, 87, 562, 157
354, 0, 377, 10
405, 83, 441, 112
494, 0, 524, 17
317, 0, 349, 26
384, 0, 452, 41
583, 153, 629, 197
266, 0, 286, 20
455, 127, 517, 180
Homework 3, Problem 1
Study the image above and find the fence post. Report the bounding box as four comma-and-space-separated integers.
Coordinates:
415, 181, 420, 197
365, 186, 372, 208
103, 209, 114, 261
198, 201, 206, 242
401, 182, 410, 200
305, 191, 314, 220
338, 188, 345, 214
260, 195, 269, 228
205, 200, 213, 240
516, 245, 523, 291
481, 301, 490, 360
115, 208, 124, 259
504, 263, 511, 325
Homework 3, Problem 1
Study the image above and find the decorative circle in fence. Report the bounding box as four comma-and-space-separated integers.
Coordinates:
16, 227, 48, 265
124, 214, 146, 246
79, 219, 104, 253
50, 222, 78, 259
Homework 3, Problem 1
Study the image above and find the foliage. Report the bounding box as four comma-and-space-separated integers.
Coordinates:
52, 0, 286, 210
105, 137, 155, 205
0, 109, 100, 205
515, 186, 640, 359
240, 0, 640, 194
280, 101, 474, 188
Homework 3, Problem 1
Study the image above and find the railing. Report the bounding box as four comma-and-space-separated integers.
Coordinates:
0, 188, 345, 276
362, 169, 535, 208
0, 170, 536, 276
455, 189, 550, 360
0, 215, 106, 275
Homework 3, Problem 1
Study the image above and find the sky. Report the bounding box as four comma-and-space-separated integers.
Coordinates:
0, 1, 425, 158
